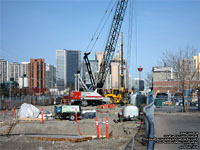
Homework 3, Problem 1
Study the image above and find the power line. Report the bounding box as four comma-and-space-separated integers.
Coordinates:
127, 0, 134, 75
0, 48, 27, 63
85, 0, 114, 53
134, 0, 138, 78
89, 0, 117, 53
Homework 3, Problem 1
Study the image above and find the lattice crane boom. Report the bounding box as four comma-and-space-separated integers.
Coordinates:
84, 0, 128, 90
96, 0, 128, 89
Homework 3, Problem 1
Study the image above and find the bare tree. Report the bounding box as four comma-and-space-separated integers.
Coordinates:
145, 71, 153, 89
161, 46, 197, 112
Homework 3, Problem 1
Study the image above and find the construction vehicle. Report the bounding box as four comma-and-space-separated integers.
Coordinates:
69, 0, 128, 106
104, 33, 128, 104
105, 88, 123, 104
68, 73, 105, 106
54, 105, 82, 121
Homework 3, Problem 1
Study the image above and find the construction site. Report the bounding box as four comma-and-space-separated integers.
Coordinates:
1, 0, 200, 149
0, 103, 147, 150
0, 0, 150, 149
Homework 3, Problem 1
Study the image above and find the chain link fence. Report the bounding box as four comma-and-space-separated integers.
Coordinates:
0, 95, 61, 110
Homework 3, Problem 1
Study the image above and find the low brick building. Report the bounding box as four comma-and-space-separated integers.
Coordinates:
152, 66, 200, 96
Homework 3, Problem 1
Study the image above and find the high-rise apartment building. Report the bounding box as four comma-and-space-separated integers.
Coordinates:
95, 52, 104, 71
20, 62, 30, 77
128, 75, 132, 90
46, 64, 56, 89
18, 62, 30, 88
0, 59, 10, 83
56, 49, 81, 90
94, 50, 131, 89
110, 50, 121, 89
111, 61, 120, 88
10, 62, 21, 83
29, 59, 46, 89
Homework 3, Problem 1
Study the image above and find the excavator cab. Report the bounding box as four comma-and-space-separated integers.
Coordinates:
113, 89, 120, 96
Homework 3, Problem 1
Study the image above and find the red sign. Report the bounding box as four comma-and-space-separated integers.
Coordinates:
69, 91, 81, 100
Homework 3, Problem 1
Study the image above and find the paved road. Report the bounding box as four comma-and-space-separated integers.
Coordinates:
154, 112, 200, 150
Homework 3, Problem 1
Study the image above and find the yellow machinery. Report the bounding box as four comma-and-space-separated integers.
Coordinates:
105, 88, 123, 104
104, 88, 128, 104
104, 33, 128, 105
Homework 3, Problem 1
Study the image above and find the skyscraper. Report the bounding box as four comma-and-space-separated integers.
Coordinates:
111, 61, 120, 88
0, 59, 10, 83
10, 62, 21, 83
82, 60, 98, 85
95, 51, 113, 89
20, 62, 30, 78
56, 49, 81, 90
29, 59, 46, 89
95, 52, 104, 71
46, 64, 56, 89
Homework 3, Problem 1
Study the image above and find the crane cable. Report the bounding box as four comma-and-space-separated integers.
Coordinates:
135, 0, 138, 78
89, 1, 118, 53
0, 48, 27, 63
84, 0, 114, 53
127, 0, 134, 73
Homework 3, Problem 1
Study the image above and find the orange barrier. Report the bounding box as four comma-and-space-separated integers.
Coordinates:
98, 104, 115, 109
41, 108, 44, 124
77, 124, 82, 135
4, 106, 6, 115
96, 118, 100, 139
106, 117, 109, 138
12, 108, 14, 118
75, 108, 78, 124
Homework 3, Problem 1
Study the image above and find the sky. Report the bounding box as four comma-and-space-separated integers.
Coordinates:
1, 0, 200, 80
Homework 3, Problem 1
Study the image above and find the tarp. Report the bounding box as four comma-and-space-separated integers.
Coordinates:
18, 103, 40, 118
82, 110, 96, 119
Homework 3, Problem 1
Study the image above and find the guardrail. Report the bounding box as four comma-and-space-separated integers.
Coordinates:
143, 99, 155, 150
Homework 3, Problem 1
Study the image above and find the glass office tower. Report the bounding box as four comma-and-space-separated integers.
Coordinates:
56, 50, 81, 90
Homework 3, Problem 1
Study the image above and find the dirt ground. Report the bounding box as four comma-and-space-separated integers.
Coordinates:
0, 105, 146, 150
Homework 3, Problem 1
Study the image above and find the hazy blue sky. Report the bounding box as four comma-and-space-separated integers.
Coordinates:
1, 0, 200, 80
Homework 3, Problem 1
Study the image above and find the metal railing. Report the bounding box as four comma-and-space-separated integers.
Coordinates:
143, 100, 155, 150
125, 136, 135, 150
